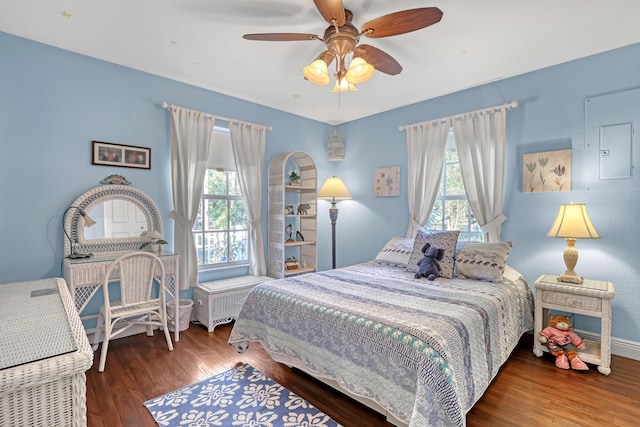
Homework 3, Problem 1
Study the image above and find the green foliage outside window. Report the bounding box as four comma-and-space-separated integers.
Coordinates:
194, 169, 249, 267
425, 134, 484, 242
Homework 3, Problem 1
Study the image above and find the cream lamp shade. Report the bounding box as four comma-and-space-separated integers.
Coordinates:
547, 203, 599, 284
318, 177, 352, 202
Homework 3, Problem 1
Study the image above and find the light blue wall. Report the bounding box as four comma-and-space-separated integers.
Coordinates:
0, 32, 329, 288
334, 43, 640, 344
1, 31, 639, 344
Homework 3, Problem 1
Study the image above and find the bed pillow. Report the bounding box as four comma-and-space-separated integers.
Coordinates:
374, 237, 414, 267
455, 241, 513, 282
407, 230, 460, 278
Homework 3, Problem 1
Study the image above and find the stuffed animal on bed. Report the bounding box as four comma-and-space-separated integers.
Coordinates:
414, 243, 444, 280
539, 314, 589, 371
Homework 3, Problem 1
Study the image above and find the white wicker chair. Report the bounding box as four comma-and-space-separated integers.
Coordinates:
94, 252, 173, 372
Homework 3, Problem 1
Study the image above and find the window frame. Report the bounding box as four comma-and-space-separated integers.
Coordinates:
194, 128, 250, 271
424, 129, 484, 242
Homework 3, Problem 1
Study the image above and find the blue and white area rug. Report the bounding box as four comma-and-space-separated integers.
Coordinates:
144, 363, 341, 427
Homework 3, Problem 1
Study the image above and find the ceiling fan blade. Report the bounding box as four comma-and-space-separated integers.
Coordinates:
356, 45, 402, 75
243, 33, 319, 41
313, 0, 345, 26
361, 7, 443, 38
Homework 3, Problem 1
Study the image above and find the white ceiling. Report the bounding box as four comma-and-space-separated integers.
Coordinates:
3, 1, 639, 124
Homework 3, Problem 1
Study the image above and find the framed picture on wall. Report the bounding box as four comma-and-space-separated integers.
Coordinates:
92, 141, 151, 169
375, 166, 400, 197
522, 148, 571, 192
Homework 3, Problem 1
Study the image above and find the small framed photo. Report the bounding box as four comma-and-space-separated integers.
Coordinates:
92, 141, 151, 169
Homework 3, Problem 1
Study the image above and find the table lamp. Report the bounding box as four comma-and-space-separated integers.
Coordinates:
547, 203, 599, 284
317, 177, 352, 269
63, 206, 97, 259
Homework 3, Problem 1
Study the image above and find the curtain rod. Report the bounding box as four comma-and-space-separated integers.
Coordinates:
398, 101, 518, 131
162, 102, 273, 131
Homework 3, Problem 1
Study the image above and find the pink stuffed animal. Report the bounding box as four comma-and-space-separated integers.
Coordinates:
539, 314, 588, 371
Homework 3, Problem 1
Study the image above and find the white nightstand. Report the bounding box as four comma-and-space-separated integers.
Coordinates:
533, 274, 615, 375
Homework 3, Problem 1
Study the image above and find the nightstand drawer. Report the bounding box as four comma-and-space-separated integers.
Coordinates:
542, 291, 602, 311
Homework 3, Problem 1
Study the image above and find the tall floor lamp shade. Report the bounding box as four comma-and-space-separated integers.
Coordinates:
547, 203, 600, 284
317, 177, 352, 269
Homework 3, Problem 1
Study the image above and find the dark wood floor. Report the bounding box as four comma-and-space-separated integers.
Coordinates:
85, 322, 640, 427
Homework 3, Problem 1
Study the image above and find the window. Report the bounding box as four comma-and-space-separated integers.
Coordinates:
425, 129, 484, 242
193, 128, 249, 269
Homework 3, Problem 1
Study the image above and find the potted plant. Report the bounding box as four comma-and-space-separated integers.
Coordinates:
140, 230, 168, 252
288, 169, 301, 186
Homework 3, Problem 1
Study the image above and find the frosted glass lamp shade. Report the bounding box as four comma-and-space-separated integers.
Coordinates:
81, 212, 97, 227
331, 79, 357, 92
345, 57, 374, 84
303, 60, 330, 85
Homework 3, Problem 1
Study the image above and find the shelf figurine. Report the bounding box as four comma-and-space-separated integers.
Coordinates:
286, 224, 295, 242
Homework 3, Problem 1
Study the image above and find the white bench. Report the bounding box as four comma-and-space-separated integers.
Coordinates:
194, 275, 271, 332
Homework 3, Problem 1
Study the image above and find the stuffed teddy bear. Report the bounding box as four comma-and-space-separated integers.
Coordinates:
414, 243, 444, 280
539, 314, 589, 371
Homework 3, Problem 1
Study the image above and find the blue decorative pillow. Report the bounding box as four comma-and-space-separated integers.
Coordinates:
374, 237, 414, 267
407, 230, 460, 278
455, 241, 512, 282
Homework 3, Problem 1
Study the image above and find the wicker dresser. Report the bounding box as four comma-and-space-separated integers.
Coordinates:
0, 278, 93, 426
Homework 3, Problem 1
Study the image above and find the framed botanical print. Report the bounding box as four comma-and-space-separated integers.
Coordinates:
523, 149, 571, 192
375, 167, 400, 197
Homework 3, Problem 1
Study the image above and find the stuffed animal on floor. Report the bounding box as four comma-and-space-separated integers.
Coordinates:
414, 243, 444, 280
539, 314, 589, 371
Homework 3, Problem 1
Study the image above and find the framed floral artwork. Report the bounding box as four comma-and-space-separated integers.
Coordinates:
523, 149, 571, 192
375, 166, 400, 197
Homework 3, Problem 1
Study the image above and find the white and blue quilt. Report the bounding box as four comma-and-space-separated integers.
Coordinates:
229, 262, 534, 427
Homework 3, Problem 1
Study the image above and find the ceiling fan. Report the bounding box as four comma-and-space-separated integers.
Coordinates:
243, 0, 443, 92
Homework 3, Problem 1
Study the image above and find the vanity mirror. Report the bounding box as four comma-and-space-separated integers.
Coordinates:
64, 185, 163, 257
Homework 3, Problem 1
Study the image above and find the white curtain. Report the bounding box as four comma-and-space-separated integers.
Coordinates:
453, 107, 507, 242
229, 122, 267, 276
169, 107, 214, 290
405, 121, 450, 238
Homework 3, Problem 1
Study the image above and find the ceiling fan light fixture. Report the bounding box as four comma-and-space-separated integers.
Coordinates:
331, 78, 357, 93
345, 57, 374, 84
303, 59, 331, 85
244, 5, 444, 93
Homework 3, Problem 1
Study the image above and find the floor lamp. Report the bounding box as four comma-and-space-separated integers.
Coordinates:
317, 177, 352, 269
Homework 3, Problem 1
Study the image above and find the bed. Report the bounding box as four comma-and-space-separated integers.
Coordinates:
228, 236, 535, 427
